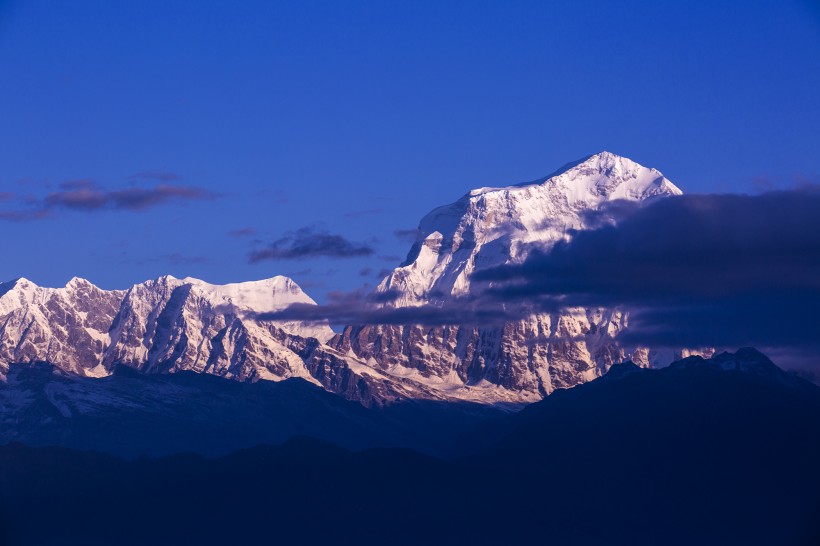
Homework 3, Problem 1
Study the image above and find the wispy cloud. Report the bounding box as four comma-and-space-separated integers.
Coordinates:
228, 227, 257, 238
44, 182, 213, 211
249, 287, 516, 327
0, 209, 51, 222
249, 226, 375, 262
393, 228, 421, 242
0, 179, 215, 221
749, 173, 820, 193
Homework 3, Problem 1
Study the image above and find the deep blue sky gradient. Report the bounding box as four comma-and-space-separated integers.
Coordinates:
1, 0, 819, 300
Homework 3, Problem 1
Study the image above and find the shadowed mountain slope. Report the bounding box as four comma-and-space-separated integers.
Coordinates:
1, 349, 817, 546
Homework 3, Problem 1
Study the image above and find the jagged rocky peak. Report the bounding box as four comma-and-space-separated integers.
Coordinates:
115, 274, 336, 345
380, 151, 682, 306
331, 152, 694, 403
65, 276, 92, 288
180, 274, 335, 343
0, 274, 335, 383
121, 274, 321, 314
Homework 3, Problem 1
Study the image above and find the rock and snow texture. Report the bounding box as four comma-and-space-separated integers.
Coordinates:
0, 275, 468, 406
0, 277, 124, 378
0, 275, 334, 385
331, 152, 687, 402
0, 152, 702, 406
376, 151, 681, 306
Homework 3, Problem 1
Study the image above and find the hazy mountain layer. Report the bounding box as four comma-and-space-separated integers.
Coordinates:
2, 348, 817, 546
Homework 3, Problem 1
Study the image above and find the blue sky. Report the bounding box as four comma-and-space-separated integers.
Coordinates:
1, 0, 818, 301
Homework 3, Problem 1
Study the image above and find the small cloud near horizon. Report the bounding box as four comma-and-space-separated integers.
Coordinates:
749, 173, 820, 193
393, 228, 421, 242
249, 226, 375, 262
228, 227, 257, 238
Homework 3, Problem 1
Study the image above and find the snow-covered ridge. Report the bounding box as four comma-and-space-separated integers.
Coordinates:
468, 151, 680, 199
180, 275, 313, 312
0, 274, 334, 382
380, 151, 682, 306
1, 274, 323, 318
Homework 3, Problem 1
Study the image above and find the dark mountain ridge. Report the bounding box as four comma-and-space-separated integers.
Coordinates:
1, 348, 818, 545
0, 360, 499, 458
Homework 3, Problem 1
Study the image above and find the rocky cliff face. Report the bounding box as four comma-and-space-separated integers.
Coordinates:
330, 152, 705, 403
0, 274, 472, 407
0, 275, 333, 384
0, 277, 124, 378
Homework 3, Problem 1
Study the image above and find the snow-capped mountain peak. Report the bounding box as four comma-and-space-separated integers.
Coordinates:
1, 152, 705, 408
468, 151, 681, 201
0, 274, 333, 381
332, 152, 690, 403
380, 151, 681, 305
180, 275, 316, 313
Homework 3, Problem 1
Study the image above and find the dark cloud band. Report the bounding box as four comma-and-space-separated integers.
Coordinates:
260, 190, 820, 359
475, 190, 820, 349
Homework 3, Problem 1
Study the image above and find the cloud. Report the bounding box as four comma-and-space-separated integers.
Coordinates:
44, 182, 213, 211
749, 173, 820, 193
228, 227, 257, 238
256, 189, 820, 368
357, 267, 391, 279
0, 192, 16, 202
394, 228, 422, 242
474, 190, 820, 350
249, 226, 375, 262
250, 287, 515, 327
0, 209, 51, 221
0, 179, 215, 220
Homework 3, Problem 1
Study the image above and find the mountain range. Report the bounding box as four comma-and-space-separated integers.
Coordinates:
0, 152, 714, 406
1, 152, 818, 544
